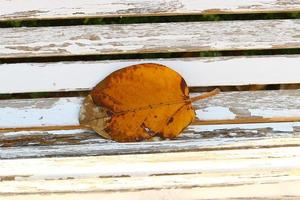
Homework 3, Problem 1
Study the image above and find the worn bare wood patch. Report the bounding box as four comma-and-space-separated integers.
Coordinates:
1, 56, 300, 93
1, 0, 300, 21
1, 20, 300, 59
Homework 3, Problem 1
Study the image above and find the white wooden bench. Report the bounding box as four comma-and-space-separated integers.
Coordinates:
1, 1, 300, 199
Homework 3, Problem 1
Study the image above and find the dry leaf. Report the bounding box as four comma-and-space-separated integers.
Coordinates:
80, 63, 219, 142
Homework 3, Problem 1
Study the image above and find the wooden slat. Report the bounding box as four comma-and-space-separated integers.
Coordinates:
1, 56, 300, 93
2, 183, 300, 200
1, 127, 300, 159
1, 0, 300, 21
3, 147, 298, 180
0, 147, 299, 199
1, 90, 300, 159
1, 90, 300, 128
1, 19, 300, 59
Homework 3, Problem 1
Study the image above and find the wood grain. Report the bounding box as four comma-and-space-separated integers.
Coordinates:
1, 0, 300, 21
1, 20, 300, 59
0, 147, 299, 198
1, 127, 300, 159
2, 184, 300, 200
2, 55, 300, 93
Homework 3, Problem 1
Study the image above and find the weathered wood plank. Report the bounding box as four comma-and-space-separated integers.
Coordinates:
3, 147, 297, 179
1, 90, 300, 128
1, 90, 300, 159
1, 56, 300, 93
1, 20, 300, 59
0, 147, 299, 198
1, 0, 300, 21
1, 123, 299, 148
1, 127, 300, 159
2, 183, 300, 200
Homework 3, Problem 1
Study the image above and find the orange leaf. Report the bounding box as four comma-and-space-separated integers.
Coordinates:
80, 63, 219, 142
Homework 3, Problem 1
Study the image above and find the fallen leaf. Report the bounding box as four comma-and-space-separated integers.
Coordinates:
80, 63, 219, 142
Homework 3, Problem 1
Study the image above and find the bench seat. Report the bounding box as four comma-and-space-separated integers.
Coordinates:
1, 0, 300, 199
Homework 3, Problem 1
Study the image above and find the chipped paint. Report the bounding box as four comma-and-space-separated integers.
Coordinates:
1, 129, 92, 138
196, 106, 236, 120
2, 55, 300, 93
0, 98, 82, 128
249, 108, 300, 118
1, 0, 300, 21
1, 147, 300, 179
1, 20, 300, 59
191, 122, 300, 132
0, 147, 299, 196
1, 89, 300, 128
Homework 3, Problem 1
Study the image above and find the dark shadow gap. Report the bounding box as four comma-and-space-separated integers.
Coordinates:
190, 84, 300, 93
1, 12, 300, 28
1, 84, 299, 100
2, 48, 300, 64
0, 91, 89, 100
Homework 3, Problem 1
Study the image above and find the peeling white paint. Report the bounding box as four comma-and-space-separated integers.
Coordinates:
1, 90, 300, 128
0, 98, 82, 128
0, 0, 135, 16
250, 109, 300, 118
182, 0, 267, 10
1, 0, 300, 21
1, 147, 300, 180
196, 106, 236, 120
1, 20, 300, 59
192, 122, 300, 132
0, 146, 299, 196
1, 129, 91, 137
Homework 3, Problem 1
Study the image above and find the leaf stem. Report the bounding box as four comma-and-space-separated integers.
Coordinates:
190, 88, 220, 103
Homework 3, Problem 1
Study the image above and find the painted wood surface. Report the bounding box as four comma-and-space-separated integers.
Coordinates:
2, 1, 300, 197
0, 147, 299, 198
1, 127, 300, 159
1, 90, 300, 128
2, 56, 300, 93
1, 90, 300, 159
1, 0, 300, 21
1, 19, 300, 59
